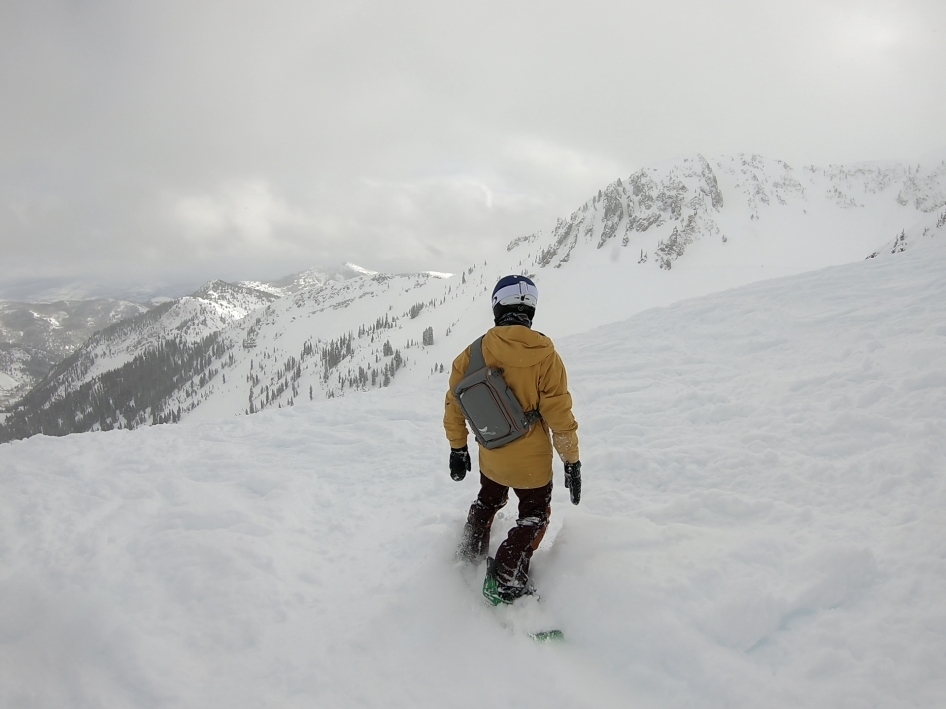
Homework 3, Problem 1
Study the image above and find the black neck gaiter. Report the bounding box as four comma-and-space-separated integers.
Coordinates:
495, 311, 533, 328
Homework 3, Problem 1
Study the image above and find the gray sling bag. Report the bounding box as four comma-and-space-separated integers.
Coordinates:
453, 336, 542, 450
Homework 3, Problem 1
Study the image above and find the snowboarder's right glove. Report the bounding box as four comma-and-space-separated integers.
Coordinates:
450, 446, 471, 481
564, 460, 581, 505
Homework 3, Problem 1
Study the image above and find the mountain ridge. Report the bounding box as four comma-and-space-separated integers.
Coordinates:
2, 152, 945, 441
510, 153, 946, 272
0, 299, 153, 409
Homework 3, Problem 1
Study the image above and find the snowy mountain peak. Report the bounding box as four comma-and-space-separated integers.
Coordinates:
507, 152, 729, 270
344, 263, 379, 276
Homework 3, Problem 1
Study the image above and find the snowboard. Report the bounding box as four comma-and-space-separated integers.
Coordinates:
456, 558, 565, 643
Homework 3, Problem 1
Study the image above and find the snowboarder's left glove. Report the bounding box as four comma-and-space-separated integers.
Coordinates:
564, 460, 581, 505
450, 446, 471, 481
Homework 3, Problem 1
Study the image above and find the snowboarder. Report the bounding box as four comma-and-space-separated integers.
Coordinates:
444, 275, 581, 605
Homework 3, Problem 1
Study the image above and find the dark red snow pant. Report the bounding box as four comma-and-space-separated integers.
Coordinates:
464, 473, 552, 590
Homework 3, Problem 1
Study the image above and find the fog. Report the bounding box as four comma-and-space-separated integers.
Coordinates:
1, 0, 944, 299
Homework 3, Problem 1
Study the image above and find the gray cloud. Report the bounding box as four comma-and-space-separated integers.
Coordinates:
2, 0, 944, 298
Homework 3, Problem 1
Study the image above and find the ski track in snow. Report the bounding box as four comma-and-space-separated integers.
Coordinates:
1, 242, 945, 707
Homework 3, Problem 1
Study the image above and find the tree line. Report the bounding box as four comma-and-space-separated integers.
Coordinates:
0, 333, 229, 443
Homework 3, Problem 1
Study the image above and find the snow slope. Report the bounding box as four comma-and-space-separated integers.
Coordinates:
1, 237, 944, 708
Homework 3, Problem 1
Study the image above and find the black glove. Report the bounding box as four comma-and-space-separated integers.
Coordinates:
449, 446, 472, 481
564, 460, 581, 505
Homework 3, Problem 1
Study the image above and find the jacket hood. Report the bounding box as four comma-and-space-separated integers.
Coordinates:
482, 325, 554, 368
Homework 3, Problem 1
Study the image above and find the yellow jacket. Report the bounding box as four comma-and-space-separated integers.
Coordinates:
444, 325, 580, 489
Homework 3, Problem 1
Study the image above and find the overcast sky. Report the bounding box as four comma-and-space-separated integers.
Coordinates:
1, 0, 944, 299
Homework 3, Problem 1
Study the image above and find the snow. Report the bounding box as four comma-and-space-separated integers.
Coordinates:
229, 280, 287, 297
0, 370, 17, 392
1, 238, 944, 707
344, 262, 379, 276
30, 312, 62, 329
